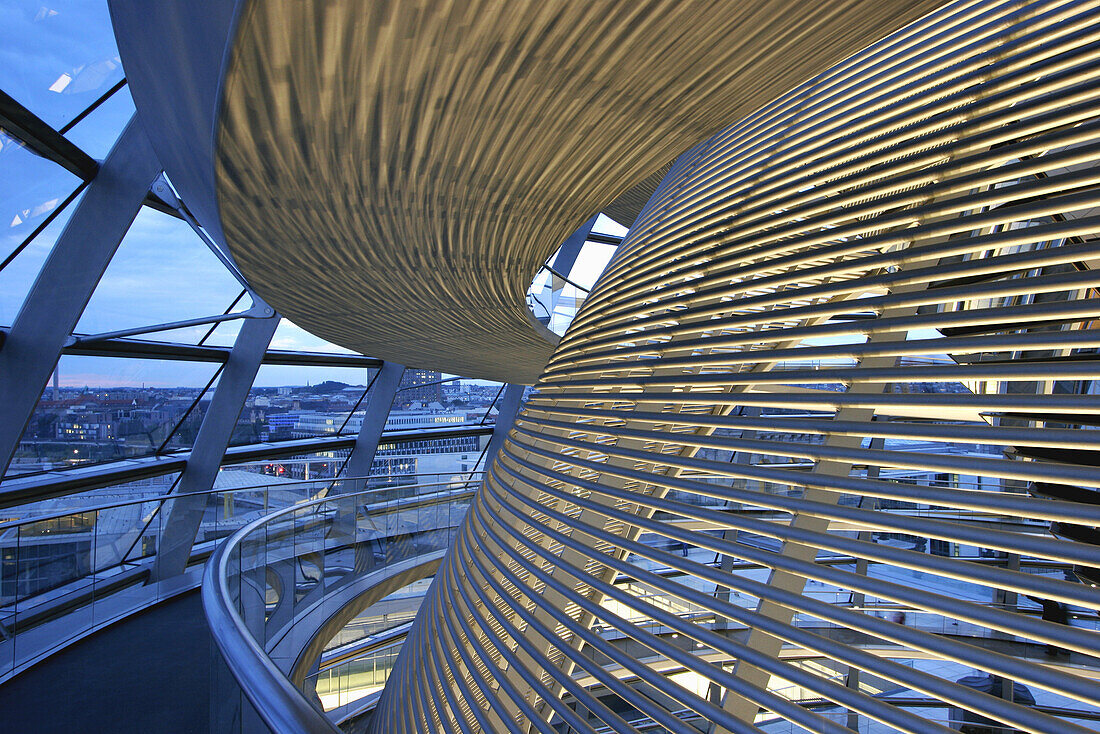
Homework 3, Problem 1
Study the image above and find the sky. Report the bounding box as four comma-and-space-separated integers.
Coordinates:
0, 1, 629, 389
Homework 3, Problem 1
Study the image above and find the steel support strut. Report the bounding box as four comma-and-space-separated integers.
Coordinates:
0, 117, 161, 478
152, 313, 280, 580
343, 361, 405, 481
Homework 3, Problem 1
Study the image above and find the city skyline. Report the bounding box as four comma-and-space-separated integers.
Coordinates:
9, 372, 505, 478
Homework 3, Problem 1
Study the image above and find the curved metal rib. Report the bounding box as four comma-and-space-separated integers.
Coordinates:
374, 2, 1100, 731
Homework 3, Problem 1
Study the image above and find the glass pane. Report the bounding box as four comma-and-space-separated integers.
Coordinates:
62, 83, 135, 159
224, 448, 352, 483
0, 1, 124, 128
194, 312, 243, 347
529, 238, 613, 336
0, 173, 83, 324
373, 432, 487, 489
92, 497, 162, 571
0, 473, 178, 522
394, 370, 504, 425
76, 206, 246, 342
323, 578, 431, 649
5, 355, 222, 477
13, 513, 93, 597
566, 241, 617, 290
364, 369, 495, 488
592, 212, 628, 237
435, 377, 503, 425
229, 364, 378, 446
268, 319, 357, 354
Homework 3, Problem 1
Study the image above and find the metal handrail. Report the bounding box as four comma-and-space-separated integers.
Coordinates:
316, 621, 414, 672
0, 472, 481, 660
203, 477, 479, 734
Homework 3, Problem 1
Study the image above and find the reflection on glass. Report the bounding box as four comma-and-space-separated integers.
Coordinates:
323, 578, 430, 650
527, 238, 616, 336
0, 473, 178, 520
0, 137, 82, 317
0, 1, 124, 127
61, 83, 135, 159
0, 475, 350, 681
216, 476, 476, 717
224, 450, 353, 483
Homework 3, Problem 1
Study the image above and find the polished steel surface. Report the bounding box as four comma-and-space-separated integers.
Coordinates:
212, 0, 941, 383
372, 1, 1100, 731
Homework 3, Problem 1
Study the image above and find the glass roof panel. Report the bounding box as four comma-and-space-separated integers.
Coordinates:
565, 241, 616, 290
0, 163, 83, 324
76, 206, 247, 342
4, 354, 223, 478
225, 449, 351, 483
268, 319, 358, 354
592, 212, 628, 237
191, 316, 243, 347
0, 1, 124, 128
0, 131, 82, 259
228, 363, 378, 447
1, 473, 179, 520
62, 82, 134, 159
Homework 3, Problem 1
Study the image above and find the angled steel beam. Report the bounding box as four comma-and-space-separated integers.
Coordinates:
0, 181, 90, 273
0, 117, 160, 478
0, 89, 98, 179
585, 231, 624, 247
483, 384, 525, 471
58, 331, 385, 367
152, 313, 280, 581
67, 307, 266, 345
57, 79, 128, 135
142, 189, 186, 220
342, 362, 405, 480
549, 214, 599, 281
540, 264, 590, 295
0, 455, 189, 509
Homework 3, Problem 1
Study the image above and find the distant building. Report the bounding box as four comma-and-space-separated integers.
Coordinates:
384, 410, 464, 430
292, 409, 467, 438
398, 368, 443, 406
55, 416, 115, 441
266, 411, 314, 437
293, 413, 346, 436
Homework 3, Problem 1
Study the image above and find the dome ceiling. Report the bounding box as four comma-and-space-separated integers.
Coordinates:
114, 0, 944, 383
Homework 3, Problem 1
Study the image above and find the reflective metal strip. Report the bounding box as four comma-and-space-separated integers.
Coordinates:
376, 1, 1100, 732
